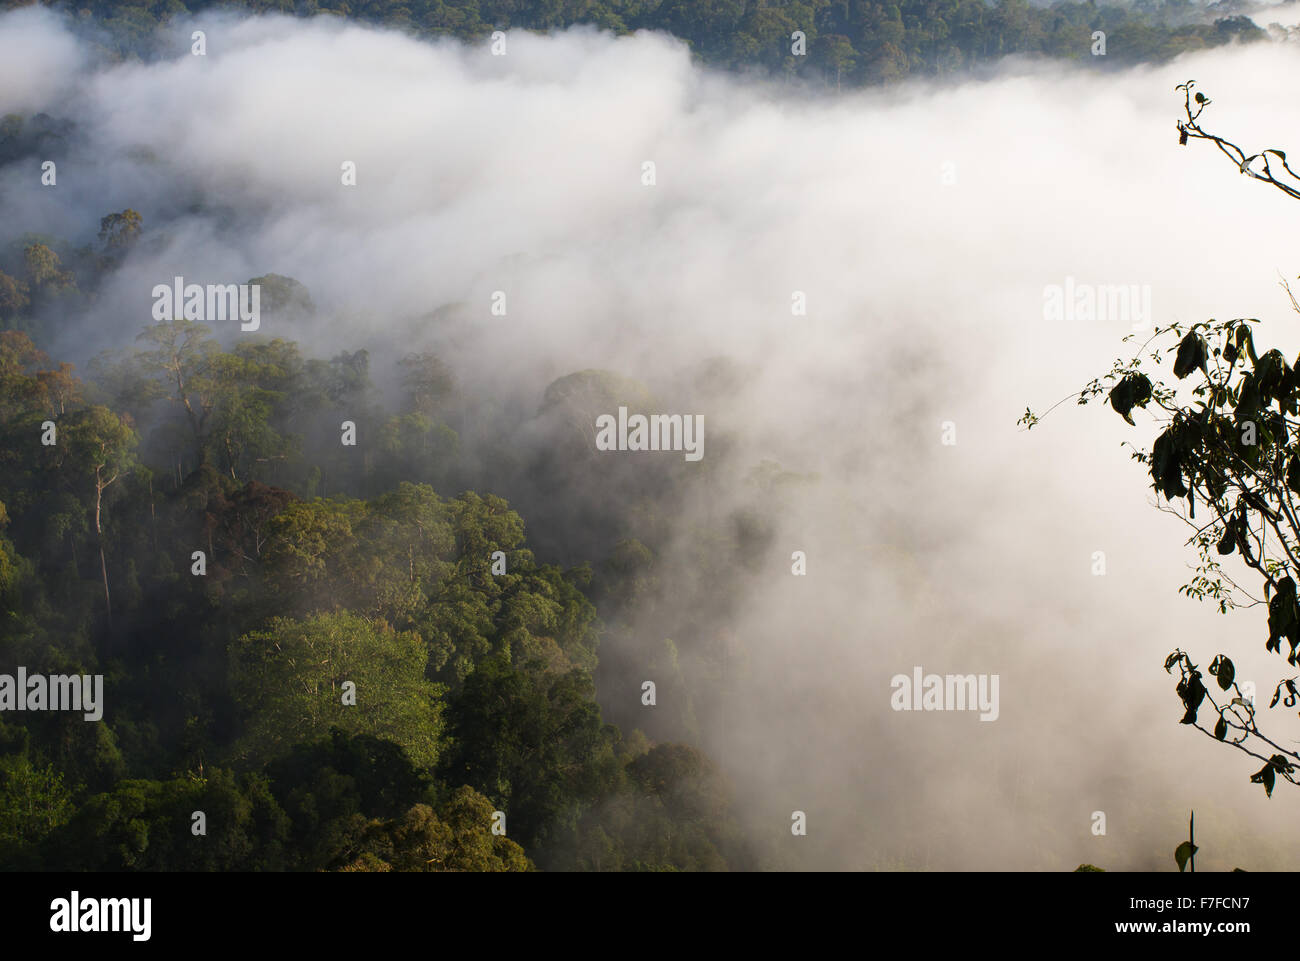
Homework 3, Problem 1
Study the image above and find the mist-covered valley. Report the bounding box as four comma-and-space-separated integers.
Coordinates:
0, 2, 1298, 874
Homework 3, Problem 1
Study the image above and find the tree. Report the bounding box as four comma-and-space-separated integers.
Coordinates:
572, 742, 741, 871
335, 787, 532, 872
440, 655, 618, 855
260, 497, 365, 613
0, 500, 21, 609
376, 412, 458, 493
0, 754, 74, 855
97, 209, 142, 252
398, 351, 455, 417
34, 363, 81, 417
229, 611, 445, 771
22, 244, 73, 293
134, 319, 221, 469
58, 405, 137, 626
820, 34, 859, 88
246, 273, 315, 318
1022, 85, 1300, 796
263, 729, 431, 870
538, 369, 654, 451
0, 271, 29, 322
40, 769, 291, 871
205, 351, 289, 480
205, 480, 298, 581
0, 331, 46, 422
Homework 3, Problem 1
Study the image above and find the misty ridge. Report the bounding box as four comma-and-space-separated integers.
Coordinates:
0, 1, 1298, 873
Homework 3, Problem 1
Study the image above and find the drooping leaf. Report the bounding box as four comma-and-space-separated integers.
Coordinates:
1209, 655, 1235, 691
1151, 429, 1173, 481
1178, 671, 1206, 724
1214, 714, 1227, 740
1174, 332, 1208, 380
1242, 325, 1259, 364
1251, 762, 1277, 798
1268, 577, 1298, 652
1175, 840, 1198, 871
1150, 426, 1188, 501
1237, 372, 1261, 420
1255, 349, 1290, 400
1109, 374, 1153, 426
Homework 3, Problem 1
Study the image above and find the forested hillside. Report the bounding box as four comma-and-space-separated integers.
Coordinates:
6, 0, 1269, 85
0, 193, 770, 869
1, 0, 1293, 880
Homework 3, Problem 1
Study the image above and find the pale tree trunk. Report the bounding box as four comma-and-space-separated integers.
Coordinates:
96, 481, 111, 626
148, 474, 157, 552
95, 465, 119, 628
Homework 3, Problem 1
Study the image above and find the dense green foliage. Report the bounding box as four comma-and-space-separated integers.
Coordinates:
3, 0, 1268, 86
0, 189, 756, 869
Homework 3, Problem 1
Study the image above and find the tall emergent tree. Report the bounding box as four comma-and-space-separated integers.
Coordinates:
1023, 84, 1300, 797
61, 406, 137, 626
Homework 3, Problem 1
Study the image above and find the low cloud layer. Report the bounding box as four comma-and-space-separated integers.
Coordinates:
3, 4, 1299, 868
